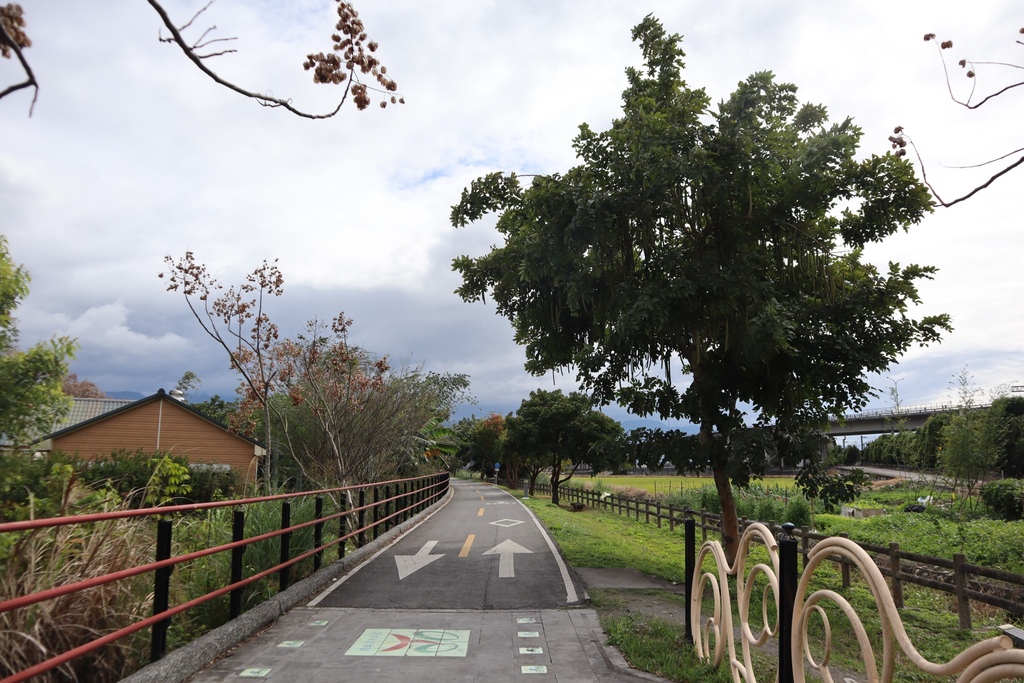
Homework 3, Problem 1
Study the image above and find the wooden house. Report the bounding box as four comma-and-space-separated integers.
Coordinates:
38, 389, 264, 481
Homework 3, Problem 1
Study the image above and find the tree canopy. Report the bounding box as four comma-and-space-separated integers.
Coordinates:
0, 236, 76, 447
271, 315, 470, 487
61, 373, 106, 399
451, 16, 950, 559
503, 389, 623, 505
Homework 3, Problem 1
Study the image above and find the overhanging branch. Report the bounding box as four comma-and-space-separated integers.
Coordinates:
146, 0, 349, 119
0, 5, 38, 114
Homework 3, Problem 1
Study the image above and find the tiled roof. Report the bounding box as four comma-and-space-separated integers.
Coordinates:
54, 397, 136, 432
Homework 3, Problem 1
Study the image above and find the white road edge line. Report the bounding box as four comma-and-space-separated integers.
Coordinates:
503, 488, 579, 604
306, 486, 456, 607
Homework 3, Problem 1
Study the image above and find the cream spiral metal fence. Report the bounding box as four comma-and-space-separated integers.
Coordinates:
691, 522, 1024, 683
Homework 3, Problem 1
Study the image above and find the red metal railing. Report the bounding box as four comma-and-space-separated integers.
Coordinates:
0, 472, 450, 683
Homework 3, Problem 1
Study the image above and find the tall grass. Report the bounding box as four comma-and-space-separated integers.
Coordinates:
168, 492, 339, 646
0, 485, 152, 682
0, 467, 347, 680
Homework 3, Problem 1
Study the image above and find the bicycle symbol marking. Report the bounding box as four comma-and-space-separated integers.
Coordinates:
345, 628, 472, 657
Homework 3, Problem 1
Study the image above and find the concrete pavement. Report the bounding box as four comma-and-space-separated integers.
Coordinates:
184, 605, 663, 682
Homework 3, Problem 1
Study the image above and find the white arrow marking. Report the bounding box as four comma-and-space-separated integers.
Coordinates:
482, 539, 533, 578
395, 541, 444, 580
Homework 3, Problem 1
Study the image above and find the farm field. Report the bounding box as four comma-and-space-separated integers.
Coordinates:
583, 475, 798, 496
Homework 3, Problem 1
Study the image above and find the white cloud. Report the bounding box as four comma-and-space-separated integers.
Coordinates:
2, 0, 1022, 421
57, 301, 189, 355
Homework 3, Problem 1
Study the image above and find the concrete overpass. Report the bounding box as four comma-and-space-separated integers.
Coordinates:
825, 402, 982, 437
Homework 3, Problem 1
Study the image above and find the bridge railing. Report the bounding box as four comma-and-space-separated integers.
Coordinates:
0, 472, 450, 683
839, 401, 988, 421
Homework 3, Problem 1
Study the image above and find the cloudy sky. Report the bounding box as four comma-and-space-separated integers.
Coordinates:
2, 0, 1021, 426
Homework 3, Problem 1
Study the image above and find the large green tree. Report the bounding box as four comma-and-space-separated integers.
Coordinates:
455, 413, 506, 480
451, 17, 949, 560
0, 236, 76, 447
503, 389, 622, 505
990, 396, 1024, 478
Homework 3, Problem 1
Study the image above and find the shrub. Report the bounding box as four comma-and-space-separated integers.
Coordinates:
980, 478, 1024, 521
8, 451, 243, 514
697, 485, 722, 513
755, 496, 786, 524
187, 466, 241, 503
76, 449, 180, 505
783, 496, 812, 527
0, 451, 77, 522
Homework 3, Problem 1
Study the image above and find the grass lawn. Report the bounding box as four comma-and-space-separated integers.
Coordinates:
579, 475, 798, 497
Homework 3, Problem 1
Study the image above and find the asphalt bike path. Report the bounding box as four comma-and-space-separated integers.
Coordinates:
312, 478, 579, 610
187, 480, 668, 682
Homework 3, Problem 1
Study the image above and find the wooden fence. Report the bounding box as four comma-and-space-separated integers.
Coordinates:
532, 481, 1024, 628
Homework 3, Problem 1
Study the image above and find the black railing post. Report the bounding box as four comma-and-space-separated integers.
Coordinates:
778, 522, 798, 683
372, 485, 381, 540
358, 489, 367, 547
403, 481, 409, 521
384, 484, 392, 531
230, 510, 245, 619
279, 501, 292, 592
313, 496, 324, 572
339, 494, 347, 559
684, 516, 695, 641
150, 519, 173, 662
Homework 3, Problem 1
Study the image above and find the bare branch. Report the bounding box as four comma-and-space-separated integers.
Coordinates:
899, 29, 1024, 207
147, 0, 350, 119
178, 0, 215, 33
926, 29, 1024, 109
0, 3, 38, 114
890, 130, 1024, 208
147, 0, 404, 118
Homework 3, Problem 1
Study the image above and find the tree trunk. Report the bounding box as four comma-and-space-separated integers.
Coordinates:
712, 466, 739, 564
551, 461, 562, 506
263, 402, 274, 491
506, 463, 520, 490
529, 469, 541, 494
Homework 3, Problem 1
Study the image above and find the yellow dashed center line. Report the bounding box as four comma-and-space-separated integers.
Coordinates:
480, 496, 485, 501
477, 507, 485, 517
459, 534, 476, 558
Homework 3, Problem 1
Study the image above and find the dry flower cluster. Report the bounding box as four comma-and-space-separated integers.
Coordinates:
0, 3, 30, 58
303, 0, 402, 110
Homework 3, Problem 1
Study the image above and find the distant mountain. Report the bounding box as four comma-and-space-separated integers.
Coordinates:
104, 390, 146, 400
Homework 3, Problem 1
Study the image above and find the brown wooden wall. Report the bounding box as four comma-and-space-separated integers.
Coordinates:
51, 398, 261, 481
